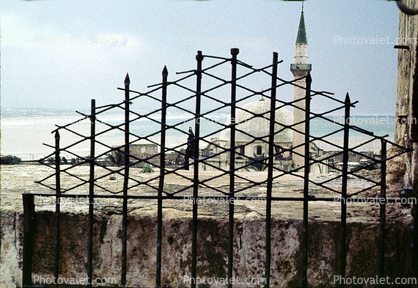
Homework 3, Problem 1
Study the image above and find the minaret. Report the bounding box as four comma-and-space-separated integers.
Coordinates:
291, 6, 312, 169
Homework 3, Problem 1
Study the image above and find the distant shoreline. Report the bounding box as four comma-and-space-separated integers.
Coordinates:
1, 107, 397, 118
2, 113, 395, 161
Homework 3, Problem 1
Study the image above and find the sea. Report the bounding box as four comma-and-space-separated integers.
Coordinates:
1, 111, 396, 161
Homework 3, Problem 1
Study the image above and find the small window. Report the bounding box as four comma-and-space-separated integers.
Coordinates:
275, 146, 282, 160
240, 146, 245, 155
256, 146, 262, 155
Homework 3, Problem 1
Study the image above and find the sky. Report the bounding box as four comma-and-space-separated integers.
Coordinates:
1, 0, 401, 115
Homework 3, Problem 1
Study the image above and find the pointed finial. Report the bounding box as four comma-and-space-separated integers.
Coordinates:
306, 71, 312, 84
162, 66, 168, 77
124, 73, 130, 86
302, 2, 304, 12
344, 93, 350, 104
54, 130, 60, 140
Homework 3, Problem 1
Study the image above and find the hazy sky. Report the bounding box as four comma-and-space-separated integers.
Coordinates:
2, 0, 400, 115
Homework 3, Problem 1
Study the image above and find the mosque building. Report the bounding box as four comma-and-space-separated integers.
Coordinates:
199, 8, 324, 172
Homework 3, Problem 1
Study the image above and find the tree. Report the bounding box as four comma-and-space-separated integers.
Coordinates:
141, 164, 154, 173
1, 155, 22, 165
247, 153, 267, 171
107, 150, 125, 166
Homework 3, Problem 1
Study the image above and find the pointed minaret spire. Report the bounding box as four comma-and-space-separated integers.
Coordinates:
290, 5, 312, 170
296, 6, 307, 45
293, 5, 310, 65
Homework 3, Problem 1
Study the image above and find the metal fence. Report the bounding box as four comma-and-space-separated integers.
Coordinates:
22, 48, 413, 287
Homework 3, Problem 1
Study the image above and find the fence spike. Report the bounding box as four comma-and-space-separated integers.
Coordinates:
345, 93, 350, 103
28, 51, 412, 288
124, 73, 130, 86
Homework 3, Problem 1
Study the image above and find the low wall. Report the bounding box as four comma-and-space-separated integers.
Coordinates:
0, 207, 413, 288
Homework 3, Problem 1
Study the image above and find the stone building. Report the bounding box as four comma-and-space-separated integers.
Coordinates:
200, 98, 295, 171
391, 0, 418, 192
126, 8, 327, 172
199, 8, 322, 172
113, 143, 160, 167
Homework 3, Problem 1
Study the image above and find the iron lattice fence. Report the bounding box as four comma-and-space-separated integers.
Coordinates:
22, 49, 413, 287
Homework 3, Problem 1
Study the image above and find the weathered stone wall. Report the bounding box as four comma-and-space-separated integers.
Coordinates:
116, 143, 160, 167
1, 207, 412, 288
392, 0, 418, 192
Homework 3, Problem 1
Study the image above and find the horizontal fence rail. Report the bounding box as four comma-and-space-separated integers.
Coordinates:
22, 49, 412, 288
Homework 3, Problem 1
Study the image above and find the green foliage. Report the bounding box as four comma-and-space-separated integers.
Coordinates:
107, 150, 125, 166
1, 155, 22, 165
44, 156, 71, 165
248, 153, 267, 171
47, 157, 56, 164
141, 164, 154, 173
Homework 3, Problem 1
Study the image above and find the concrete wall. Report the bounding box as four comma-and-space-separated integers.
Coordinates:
1, 207, 412, 288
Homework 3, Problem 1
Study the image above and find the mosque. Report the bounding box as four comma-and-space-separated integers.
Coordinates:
125, 8, 330, 173
199, 8, 324, 172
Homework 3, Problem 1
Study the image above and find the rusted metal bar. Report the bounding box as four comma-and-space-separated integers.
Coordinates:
157, 67, 168, 287
87, 99, 96, 287
121, 74, 130, 287
265, 52, 278, 288
28, 50, 414, 288
228, 47, 239, 288
22, 193, 35, 287
378, 138, 387, 284
339, 93, 351, 288
302, 72, 312, 288
53, 131, 61, 288
191, 51, 203, 288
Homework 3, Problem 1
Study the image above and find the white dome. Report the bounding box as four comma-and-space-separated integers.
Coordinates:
219, 99, 293, 143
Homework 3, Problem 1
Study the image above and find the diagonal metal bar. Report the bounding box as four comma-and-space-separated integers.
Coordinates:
30, 50, 413, 288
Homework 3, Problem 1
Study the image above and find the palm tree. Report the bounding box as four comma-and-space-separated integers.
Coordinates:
248, 153, 267, 171
107, 149, 125, 166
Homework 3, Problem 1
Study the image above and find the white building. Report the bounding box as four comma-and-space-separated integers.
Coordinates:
199, 8, 321, 172
200, 98, 294, 171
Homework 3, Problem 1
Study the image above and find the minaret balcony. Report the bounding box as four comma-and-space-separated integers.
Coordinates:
290, 63, 312, 71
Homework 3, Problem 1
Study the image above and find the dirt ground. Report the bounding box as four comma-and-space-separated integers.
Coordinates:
1, 164, 412, 224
